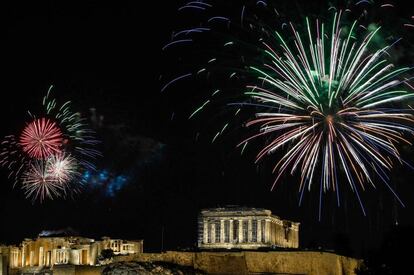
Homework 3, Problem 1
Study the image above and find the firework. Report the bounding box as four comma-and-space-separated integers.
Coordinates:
0, 85, 100, 202
22, 153, 80, 202
0, 135, 27, 184
19, 118, 63, 159
242, 12, 414, 216
41, 86, 100, 171
47, 153, 79, 184
22, 160, 66, 202
162, 1, 414, 217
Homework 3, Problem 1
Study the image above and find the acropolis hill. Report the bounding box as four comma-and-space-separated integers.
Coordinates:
0, 208, 362, 275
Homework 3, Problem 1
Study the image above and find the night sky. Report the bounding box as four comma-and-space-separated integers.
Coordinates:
2, 0, 414, 260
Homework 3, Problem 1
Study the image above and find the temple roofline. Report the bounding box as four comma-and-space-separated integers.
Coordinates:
200, 207, 300, 225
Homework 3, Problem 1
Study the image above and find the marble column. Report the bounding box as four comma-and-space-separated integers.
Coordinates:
22, 245, 26, 267
257, 220, 262, 243
203, 220, 208, 244
229, 220, 234, 243
238, 219, 243, 242
220, 220, 225, 243
248, 219, 253, 242
269, 221, 274, 244
211, 223, 216, 243
52, 250, 56, 266
39, 247, 44, 267
265, 220, 270, 243
29, 251, 34, 267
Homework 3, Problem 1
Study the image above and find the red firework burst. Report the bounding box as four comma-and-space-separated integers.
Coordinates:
19, 118, 63, 159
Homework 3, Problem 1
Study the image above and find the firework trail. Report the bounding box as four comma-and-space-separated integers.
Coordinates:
0, 135, 28, 186
42, 86, 101, 171
162, 0, 414, 218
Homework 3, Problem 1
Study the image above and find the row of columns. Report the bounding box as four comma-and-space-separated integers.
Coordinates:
19, 246, 66, 267
56, 250, 69, 264
10, 250, 19, 268
203, 218, 271, 244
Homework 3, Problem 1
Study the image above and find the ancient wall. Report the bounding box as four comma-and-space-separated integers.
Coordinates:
115, 251, 361, 275
272, 221, 299, 249
114, 251, 194, 267
11, 251, 361, 275
0, 246, 10, 275
53, 265, 104, 275
1, 255, 6, 275
244, 251, 361, 275
194, 252, 248, 274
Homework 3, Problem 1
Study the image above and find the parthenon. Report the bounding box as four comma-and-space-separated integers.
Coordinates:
198, 207, 299, 249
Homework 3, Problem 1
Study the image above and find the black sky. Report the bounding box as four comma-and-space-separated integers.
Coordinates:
2, 0, 414, 258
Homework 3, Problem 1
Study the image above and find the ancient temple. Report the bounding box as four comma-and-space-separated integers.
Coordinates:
198, 207, 299, 249
1, 230, 143, 274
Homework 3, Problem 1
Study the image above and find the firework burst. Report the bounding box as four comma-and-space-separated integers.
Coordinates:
0, 85, 100, 202
47, 153, 79, 185
162, 1, 414, 217
22, 160, 66, 202
19, 118, 63, 159
241, 12, 414, 216
0, 135, 27, 184
41, 86, 100, 171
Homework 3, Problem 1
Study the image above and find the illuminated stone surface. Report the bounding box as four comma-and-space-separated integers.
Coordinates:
0, 232, 143, 275
198, 207, 300, 250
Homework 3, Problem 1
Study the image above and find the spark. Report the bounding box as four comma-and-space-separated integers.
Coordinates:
161, 73, 192, 92
162, 39, 193, 51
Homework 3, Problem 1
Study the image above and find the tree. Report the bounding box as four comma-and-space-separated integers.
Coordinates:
99, 249, 115, 260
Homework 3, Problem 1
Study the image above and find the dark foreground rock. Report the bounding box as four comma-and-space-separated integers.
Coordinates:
102, 261, 206, 275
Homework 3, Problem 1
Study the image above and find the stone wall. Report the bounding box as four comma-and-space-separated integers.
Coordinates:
115, 251, 361, 275
1, 255, 6, 275
114, 252, 194, 267
0, 246, 10, 275
244, 251, 360, 275
53, 265, 104, 275
6, 251, 360, 275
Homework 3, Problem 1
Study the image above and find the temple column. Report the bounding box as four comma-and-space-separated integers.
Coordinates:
265, 220, 270, 243
229, 220, 233, 243
52, 250, 56, 266
21, 246, 25, 267
29, 251, 34, 267
14, 252, 18, 267
39, 247, 44, 267
268, 221, 275, 244
203, 220, 208, 244
238, 219, 243, 242
248, 219, 253, 242
257, 219, 262, 243
211, 223, 216, 243
220, 220, 225, 243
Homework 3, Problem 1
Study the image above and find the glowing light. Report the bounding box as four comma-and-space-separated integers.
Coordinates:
47, 153, 79, 184
19, 118, 63, 159
0, 85, 100, 202
238, 13, 413, 216
162, 3, 414, 218
22, 160, 66, 202
83, 169, 129, 198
